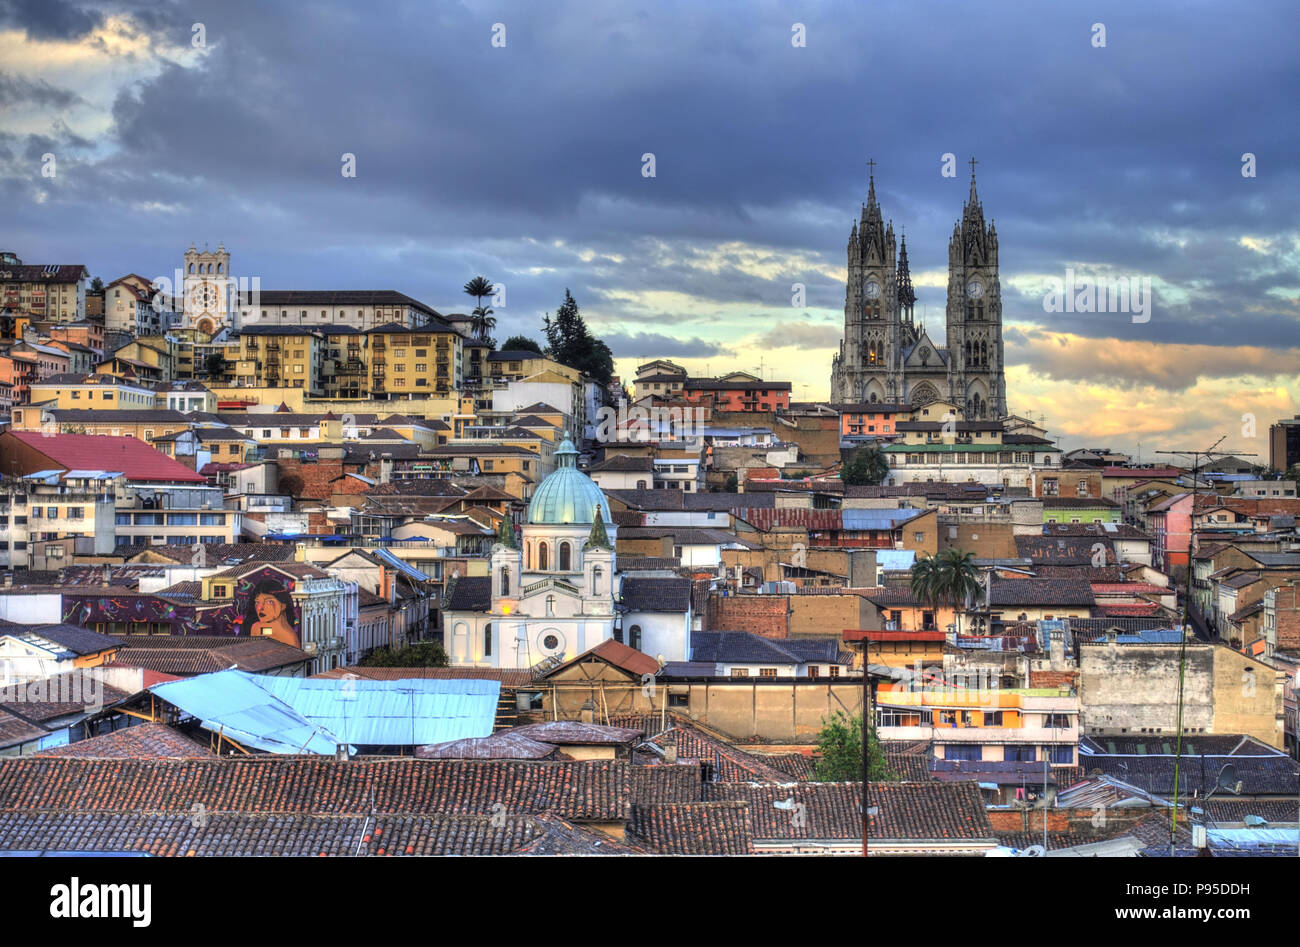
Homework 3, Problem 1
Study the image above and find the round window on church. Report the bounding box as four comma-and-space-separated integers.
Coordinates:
542, 634, 560, 651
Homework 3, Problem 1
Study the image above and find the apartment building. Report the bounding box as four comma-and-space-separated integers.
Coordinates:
0, 253, 89, 322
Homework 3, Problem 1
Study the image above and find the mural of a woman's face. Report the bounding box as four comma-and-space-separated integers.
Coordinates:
255, 593, 286, 624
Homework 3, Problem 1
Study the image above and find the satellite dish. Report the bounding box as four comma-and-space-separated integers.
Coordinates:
1019, 845, 1046, 857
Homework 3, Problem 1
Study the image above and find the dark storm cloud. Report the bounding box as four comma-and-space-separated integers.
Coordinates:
1, 0, 1297, 365
0, 0, 103, 40
601, 332, 732, 359
0, 72, 85, 108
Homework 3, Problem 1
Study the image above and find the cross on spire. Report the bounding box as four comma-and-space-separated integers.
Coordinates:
867, 158, 877, 178
968, 156, 978, 176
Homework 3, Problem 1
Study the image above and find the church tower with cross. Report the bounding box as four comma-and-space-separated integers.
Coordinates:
830, 159, 1007, 420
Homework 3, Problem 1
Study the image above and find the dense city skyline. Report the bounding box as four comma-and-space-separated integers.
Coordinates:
3, 0, 1297, 459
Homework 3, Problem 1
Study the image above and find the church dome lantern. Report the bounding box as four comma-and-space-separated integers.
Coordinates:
526, 432, 612, 526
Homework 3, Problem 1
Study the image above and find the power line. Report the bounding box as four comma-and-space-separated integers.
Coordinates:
1154, 436, 1257, 855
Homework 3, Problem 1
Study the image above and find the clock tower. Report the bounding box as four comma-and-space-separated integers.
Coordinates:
944, 163, 1006, 420
183, 242, 232, 336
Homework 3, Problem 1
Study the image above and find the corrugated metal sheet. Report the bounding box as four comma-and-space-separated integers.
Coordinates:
257, 675, 499, 746
874, 549, 917, 570
150, 670, 346, 755
840, 509, 924, 532
370, 547, 431, 581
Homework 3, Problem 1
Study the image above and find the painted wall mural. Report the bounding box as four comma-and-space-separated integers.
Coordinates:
62, 565, 302, 647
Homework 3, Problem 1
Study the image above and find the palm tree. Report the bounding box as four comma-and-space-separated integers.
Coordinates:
909, 548, 982, 638
463, 276, 495, 341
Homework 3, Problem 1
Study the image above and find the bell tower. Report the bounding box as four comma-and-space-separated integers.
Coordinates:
183, 242, 232, 336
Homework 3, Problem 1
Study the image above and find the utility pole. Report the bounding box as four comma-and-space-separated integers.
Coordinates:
1155, 437, 1256, 854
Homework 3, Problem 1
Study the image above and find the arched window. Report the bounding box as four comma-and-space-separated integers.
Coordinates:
629, 624, 642, 651
538, 542, 548, 571
217, 263, 224, 274
545, 595, 555, 617
500, 566, 510, 597
592, 565, 603, 596
559, 542, 571, 571
484, 622, 492, 657
981, 340, 988, 365
636, 480, 647, 489
188, 263, 195, 274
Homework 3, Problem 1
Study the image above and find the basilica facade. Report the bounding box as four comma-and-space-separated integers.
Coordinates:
829, 166, 1007, 420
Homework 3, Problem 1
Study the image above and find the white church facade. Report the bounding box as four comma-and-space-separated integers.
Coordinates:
441, 432, 694, 670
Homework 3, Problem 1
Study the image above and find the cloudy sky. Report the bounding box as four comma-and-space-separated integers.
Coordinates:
2, 0, 1297, 460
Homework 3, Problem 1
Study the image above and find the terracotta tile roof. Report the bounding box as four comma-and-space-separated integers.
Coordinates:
0, 809, 635, 856
314, 666, 535, 687
0, 757, 632, 822
3, 431, 207, 483
704, 781, 993, 841
988, 577, 1096, 606
543, 639, 661, 679
34, 722, 213, 759
628, 802, 755, 854
0, 674, 132, 724
108, 636, 312, 675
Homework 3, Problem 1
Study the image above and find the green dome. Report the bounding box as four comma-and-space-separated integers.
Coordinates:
527, 432, 613, 526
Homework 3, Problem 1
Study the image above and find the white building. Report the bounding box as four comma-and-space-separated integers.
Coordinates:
442, 433, 692, 669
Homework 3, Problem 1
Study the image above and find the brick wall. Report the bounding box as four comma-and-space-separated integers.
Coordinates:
985, 806, 1146, 836
707, 593, 789, 638
1029, 669, 1079, 690
1276, 585, 1300, 650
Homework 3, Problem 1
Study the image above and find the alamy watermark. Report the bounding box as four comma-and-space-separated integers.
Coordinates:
1042, 268, 1151, 323
594, 398, 708, 444
0, 659, 104, 713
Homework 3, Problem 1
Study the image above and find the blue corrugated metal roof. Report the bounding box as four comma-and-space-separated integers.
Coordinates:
369, 547, 431, 581
256, 675, 498, 746
150, 670, 347, 755
874, 549, 917, 570
840, 509, 923, 531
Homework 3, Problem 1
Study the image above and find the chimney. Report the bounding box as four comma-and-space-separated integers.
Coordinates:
380, 454, 393, 485
2, 573, 10, 588
663, 734, 678, 765
334, 744, 349, 762
579, 699, 596, 724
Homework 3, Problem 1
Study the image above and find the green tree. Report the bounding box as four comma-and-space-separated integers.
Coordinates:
813, 711, 894, 782
841, 442, 890, 486
90, 276, 104, 293
501, 334, 543, 355
910, 548, 982, 637
463, 276, 497, 342
203, 352, 226, 378
724, 473, 738, 492
359, 641, 449, 668
542, 289, 614, 385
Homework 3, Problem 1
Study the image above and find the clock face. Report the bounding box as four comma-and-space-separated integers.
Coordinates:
966, 280, 984, 299
864, 279, 881, 300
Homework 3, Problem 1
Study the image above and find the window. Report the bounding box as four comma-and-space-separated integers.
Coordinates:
47, 507, 56, 518
538, 542, 548, 570
828, 666, 840, 678
559, 542, 571, 571
945, 745, 982, 761
1043, 713, 1071, 728
484, 622, 492, 657
913, 532, 924, 543
545, 594, 555, 617
730, 668, 750, 679
67, 507, 83, 519
983, 711, 1003, 726
1045, 746, 1073, 764
629, 624, 642, 651
922, 611, 936, 631
759, 668, 778, 678
1004, 745, 1037, 762
808, 666, 820, 679
500, 567, 510, 597
591, 565, 602, 596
